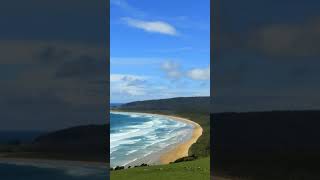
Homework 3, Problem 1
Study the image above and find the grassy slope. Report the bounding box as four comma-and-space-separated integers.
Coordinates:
111, 157, 210, 180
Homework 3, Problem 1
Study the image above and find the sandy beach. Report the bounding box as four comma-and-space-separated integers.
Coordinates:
158, 114, 203, 164
110, 111, 203, 165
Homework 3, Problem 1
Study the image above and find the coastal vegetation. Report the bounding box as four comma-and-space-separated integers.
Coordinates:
111, 157, 210, 180
111, 97, 210, 179
110, 155, 198, 172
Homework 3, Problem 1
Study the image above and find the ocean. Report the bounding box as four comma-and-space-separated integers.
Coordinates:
0, 163, 107, 180
110, 112, 193, 167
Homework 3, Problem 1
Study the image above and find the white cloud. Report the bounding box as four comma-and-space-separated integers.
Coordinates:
161, 61, 210, 81
161, 61, 182, 79
187, 66, 210, 80
110, 74, 148, 96
122, 17, 178, 36
110, 74, 147, 82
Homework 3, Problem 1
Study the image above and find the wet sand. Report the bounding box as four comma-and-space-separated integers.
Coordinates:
158, 114, 203, 164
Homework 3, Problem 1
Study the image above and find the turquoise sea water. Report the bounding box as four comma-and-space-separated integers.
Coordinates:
110, 112, 193, 167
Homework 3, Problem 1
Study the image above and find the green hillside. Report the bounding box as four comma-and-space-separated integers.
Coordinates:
0, 125, 107, 162
117, 96, 210, 113
111, 157, 210, 180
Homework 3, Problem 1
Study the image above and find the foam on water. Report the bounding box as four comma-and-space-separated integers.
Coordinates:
110, 112, 193, 167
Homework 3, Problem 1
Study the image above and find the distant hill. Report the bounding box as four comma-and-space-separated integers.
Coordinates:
1, 125, 108, 162
110, 103, 123, 108
115, 97, 210, 113
0, 131, 45, 144
32, 124, 108, 161
34, 124, 108, 146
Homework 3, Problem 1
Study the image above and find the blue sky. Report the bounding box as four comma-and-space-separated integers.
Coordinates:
110, 0, 210, 103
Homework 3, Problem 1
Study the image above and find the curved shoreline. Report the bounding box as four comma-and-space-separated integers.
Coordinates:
158, 114, 203, 164
110, 111, 203, 165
